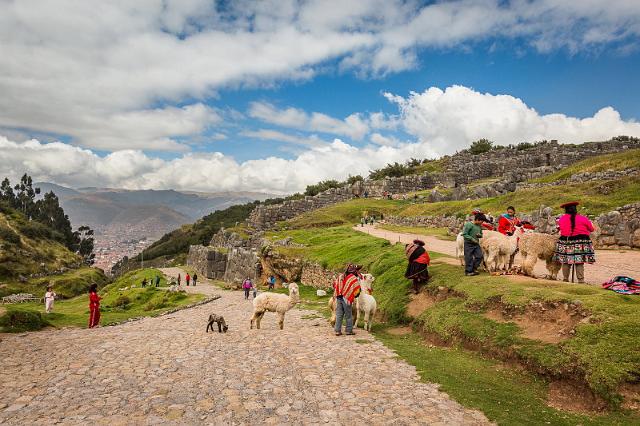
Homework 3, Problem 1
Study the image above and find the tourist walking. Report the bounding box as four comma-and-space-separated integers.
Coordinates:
154, 275, 161, 287
44, 285, 56, 313
242, 277, 253, 300
498, 206, 520, 235
553, 201, 596, 283
141, 278, 147, 288
192, 273, 197, 287
177, 273, 181, 286
462, 213, 486, 276
268, 275, 276, 290
404, 239, 431, 294
88, 283, 101, 328
185, 273, 191, 286
333, 264, 361, 336
252, 281, 258, 299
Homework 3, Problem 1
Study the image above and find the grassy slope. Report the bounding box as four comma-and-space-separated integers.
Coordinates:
0, 210, 81, 279
268, 226, 639, 414
533, 149, 640, 183
0, 267, 109, 299
0, 268, 204, 331
376, 224, 456, 240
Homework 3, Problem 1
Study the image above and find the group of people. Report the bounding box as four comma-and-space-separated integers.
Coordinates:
460, 203, 596, 283
175, 273, 197, 287
141, 275, 161, 288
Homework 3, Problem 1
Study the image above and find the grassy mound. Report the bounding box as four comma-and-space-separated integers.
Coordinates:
0, 267, 109, 299
0, 268, 203, 331
268, 226, 640, 408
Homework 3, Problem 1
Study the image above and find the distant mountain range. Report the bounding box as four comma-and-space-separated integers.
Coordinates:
35, 182, 274, 237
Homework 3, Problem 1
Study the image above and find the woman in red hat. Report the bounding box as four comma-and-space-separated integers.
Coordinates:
553, 202, 595, 283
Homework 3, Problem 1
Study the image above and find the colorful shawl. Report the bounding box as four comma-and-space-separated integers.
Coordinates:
602, 276, 640, 295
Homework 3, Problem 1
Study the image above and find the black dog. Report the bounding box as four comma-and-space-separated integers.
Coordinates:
206, 314, 228, 333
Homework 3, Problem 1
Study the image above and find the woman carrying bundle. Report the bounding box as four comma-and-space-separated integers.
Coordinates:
405, 239, 431, 294
553, 201, 595, 283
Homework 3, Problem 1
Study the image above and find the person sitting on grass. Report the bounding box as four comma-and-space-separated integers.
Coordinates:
462, 213, 486, 276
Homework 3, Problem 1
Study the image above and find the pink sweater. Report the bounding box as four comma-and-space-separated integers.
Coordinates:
558, 214, 594, 237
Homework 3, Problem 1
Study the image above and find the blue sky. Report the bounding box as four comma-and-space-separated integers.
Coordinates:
1, 0, 640, 193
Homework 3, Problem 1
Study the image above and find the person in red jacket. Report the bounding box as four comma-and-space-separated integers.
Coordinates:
88, 283, 101, 328
333, 264, 361, 336
185, 273, 191, 286
498, 206, 520, 235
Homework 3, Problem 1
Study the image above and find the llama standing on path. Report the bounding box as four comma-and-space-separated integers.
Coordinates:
356, 274, 377, 331
519, 233, 561, 279
250, 283, 300, 330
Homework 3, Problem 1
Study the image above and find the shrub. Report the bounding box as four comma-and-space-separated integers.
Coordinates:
469, 138, 494, 155
0, 225, 21, 245
112, 295, 131, 309
18, 221, 65, 242
368, 162, 413, 180
304, 180, 341, 197
0, 309, 48, 332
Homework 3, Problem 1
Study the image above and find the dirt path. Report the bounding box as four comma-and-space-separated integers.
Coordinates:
355, 224, 640, 285
0, 269, 489, 425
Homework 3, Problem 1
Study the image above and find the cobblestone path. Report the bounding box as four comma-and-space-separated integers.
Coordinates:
0, 271, 489, 425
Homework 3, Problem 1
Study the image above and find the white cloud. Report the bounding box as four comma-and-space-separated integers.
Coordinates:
0, 135, 437, 194
241, 129, 326, 147
1, 1, 639, 151
248, 102, 369, 140
370, 133, 400, 147
387, 85, 640, 154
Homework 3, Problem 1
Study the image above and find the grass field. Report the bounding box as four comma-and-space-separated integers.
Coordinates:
0, 268, 204, 331
376, 224, 456, 240
267, 225, 640, 413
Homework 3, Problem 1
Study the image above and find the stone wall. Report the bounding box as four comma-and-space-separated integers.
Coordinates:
187, 245, 261, 286
187, 245, 228, 280
246, 138, 639, 231
223, 247, 261, 286
385, 215, 464, 235
300, 262, 336, 289
594, 203, 640, 249
516, 168, 638, 191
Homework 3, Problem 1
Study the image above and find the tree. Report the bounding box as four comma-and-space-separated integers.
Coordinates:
13, 174, 40, 217
0, 178, 15, 206
368, 162, 412, 180
345, 175, 364, 185
33, 191, 75, 247
469, 138, 494, 155
304, 180, 340, 196
73, 225, 95, 265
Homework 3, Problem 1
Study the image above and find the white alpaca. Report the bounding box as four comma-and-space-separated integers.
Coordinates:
250, 283, 300, 330
480, 229, 521, 272
455, 233, 465, 266
518, 233, 561, 279
355, 274, 377, 331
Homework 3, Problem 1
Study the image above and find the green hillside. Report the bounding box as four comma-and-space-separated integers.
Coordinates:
0, 207, 81, 279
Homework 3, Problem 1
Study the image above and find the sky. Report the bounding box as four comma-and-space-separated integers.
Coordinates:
1, 0, 640, 194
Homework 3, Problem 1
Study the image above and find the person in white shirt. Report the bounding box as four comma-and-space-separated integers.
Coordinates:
44, 285, 56, 313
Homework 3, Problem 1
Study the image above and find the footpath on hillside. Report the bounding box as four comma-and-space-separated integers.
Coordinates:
355, 224, 640, 286
0, 268, 489, 425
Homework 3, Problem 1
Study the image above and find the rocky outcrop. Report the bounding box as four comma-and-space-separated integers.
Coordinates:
300, 262, 336, 289
187, 245, 261, 287
187, 245, 228, 280
594, 203, 640, 249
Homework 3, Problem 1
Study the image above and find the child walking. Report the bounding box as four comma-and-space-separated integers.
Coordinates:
44, 285, 56, 313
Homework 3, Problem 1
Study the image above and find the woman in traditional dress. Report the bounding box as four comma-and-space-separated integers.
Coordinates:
404, 239, 431, 294
498, 206, 520, 235
553, 201, 595, 283
88, 283, 102, 328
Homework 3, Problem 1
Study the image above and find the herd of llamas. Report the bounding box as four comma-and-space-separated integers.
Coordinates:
242, 225, 561, 332
455, 226, 561, 278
